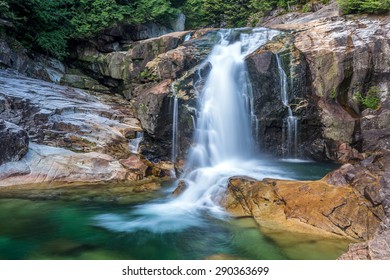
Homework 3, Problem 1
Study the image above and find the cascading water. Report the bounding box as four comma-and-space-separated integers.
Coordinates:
171, 95, 179, 163
129, 132, 144, 154
276, 54, 299, 159
95, 28, 297, 233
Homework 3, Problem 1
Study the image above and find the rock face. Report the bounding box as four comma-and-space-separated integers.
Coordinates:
0, 120, 29, 165
246, 38, 317, 158
0, 69, 160, 187
0, 33, 66, 83
221, 176, 383, 241
266, 4, 390, 161
0, 143, 128, 186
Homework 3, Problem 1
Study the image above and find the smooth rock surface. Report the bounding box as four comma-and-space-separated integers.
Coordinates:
0, 69, 156, 187
221, 177, 383, 241
0, 143, 127, 186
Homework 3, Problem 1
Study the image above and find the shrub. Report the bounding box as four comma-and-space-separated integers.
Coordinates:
354, 86, 381, 110
337, 0, 390, 14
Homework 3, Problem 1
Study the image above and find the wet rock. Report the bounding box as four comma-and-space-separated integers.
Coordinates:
0, 120, 29, 165
0, 69, 155, 186
172, 180, 188, 197
0, 143, 128, 186
0, 69, 139, 158
119, 155, 148, 180
221, 177, 383, 241
263, 7, 390, 161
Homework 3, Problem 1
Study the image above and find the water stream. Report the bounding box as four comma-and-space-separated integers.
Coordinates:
129, 132, 144, 154
276, 54, 299, 158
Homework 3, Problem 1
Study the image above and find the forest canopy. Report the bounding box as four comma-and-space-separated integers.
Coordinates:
0, 0, 389, 59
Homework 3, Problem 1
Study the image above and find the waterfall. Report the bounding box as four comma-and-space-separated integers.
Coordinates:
129, 132, 143, 154
171, 95, 179, 163
276, 54, 299, 158
95, 28, 296, 233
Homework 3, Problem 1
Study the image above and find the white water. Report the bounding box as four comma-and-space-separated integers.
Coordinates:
128, 132, 143, 154
95, 28, 301, 233
276, 54, 299, 158
171, 95, 179, 163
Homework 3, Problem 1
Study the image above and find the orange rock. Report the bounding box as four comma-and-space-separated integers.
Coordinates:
221, 177, 384, 241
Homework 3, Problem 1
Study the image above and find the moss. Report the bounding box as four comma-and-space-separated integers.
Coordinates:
139, 69, 158, 82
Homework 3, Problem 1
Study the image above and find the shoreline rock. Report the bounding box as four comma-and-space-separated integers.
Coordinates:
221, 176, 383, 241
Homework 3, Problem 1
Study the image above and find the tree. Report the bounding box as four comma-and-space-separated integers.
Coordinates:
337, 0, 390, 14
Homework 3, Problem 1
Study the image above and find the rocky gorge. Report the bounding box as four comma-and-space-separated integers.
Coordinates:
0, 1, 389, 259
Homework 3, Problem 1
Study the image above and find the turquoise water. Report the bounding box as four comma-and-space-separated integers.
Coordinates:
0, 161, 349, 260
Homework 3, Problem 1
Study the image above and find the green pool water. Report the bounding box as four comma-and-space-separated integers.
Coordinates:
0, 161, 350, 260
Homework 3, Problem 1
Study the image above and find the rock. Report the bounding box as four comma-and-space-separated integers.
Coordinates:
25, 54, 66, 83
172, 180, 188, 196
338, 242, 370, 260
0, 120, 29, 165
246, 38, 316, 158
75, 31, 190, 81
119, 155, 148, 180
0, 33, 67, 84
0, 33, 29, 72
339, 226, 390, 260
335, 143, 364, 163
324, 163, 355, 186
69, 29, 218, 162
261, 6, 390, 161
221, 177, 383, 241
0, 69, 140, 158
0, 143, 128, 186
60, 73, 110, 93
0, 69, 157, 187
133, 182, 160, 193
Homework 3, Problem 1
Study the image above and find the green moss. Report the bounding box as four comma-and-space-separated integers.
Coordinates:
354, 86, 381, 110
330, 88, 337, 100
140, 69, 158, 82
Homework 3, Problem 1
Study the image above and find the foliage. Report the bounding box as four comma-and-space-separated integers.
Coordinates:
3, 0, 390, 59
183, 0, 253, 29
0, 0, 13, 20
354, 86, 381, 110
183, 1, 315, 29
337, 0, 390, 14
330, 88, 337, 100
1, 0, 179, 59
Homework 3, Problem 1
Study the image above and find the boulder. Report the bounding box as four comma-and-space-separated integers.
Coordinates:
221, 177, 383, 241
0, 120, 29, 165
0, 143, 128, 186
